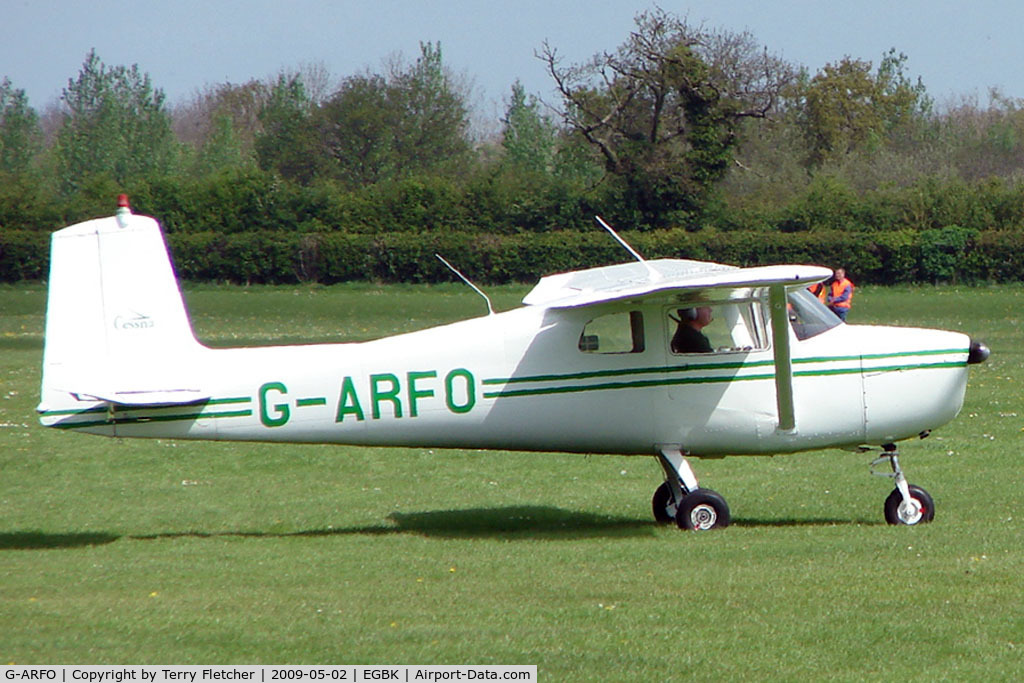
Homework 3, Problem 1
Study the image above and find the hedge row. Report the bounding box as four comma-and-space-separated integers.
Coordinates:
11, 170, 1024, 238
4, 226, 1022, 285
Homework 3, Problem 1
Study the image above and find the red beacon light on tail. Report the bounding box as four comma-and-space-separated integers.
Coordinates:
115, 194, 131, 227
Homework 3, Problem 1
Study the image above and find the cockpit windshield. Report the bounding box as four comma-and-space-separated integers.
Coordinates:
788, 288, 842, 340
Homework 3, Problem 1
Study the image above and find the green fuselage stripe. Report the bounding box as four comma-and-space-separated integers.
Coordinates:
49, 408, 254, 429
481, 355, 967, 400
41, 395, 251, 417
42, 396, 254, 428
481, 359, 774, 385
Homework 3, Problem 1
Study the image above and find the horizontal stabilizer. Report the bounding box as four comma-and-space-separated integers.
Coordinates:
71, 388, 210, 406
44, 361, 209, 409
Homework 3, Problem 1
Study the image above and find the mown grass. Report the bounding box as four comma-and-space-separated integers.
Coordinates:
1, 282, 1022, 678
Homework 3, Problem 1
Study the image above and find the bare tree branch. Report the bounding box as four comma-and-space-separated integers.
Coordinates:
540, 7, 796, 225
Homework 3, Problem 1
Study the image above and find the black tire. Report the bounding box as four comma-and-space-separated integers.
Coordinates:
675, 488, 731, 531
652, 481, 679, 525
884, 485, 935, 525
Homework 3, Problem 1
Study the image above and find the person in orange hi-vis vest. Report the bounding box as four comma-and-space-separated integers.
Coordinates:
808, 281, 828, 304
827, 268, 854, 321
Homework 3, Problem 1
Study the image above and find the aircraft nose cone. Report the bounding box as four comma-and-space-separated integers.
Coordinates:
968, 340, 990, 365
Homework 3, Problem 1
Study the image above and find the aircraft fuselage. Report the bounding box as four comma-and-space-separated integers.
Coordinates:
43, 302, 970, 459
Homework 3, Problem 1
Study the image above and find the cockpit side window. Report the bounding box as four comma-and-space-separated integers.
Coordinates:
788, 288, 842, 340
579, 311, 645, 354
668, 301, 767, 354
665, 289, 838, 349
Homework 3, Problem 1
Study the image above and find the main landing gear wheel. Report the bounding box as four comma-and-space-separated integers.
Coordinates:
884, 485, 935, 526
654, 448, 731, 531
652, 481, 678, 525
675, 488, 731, 531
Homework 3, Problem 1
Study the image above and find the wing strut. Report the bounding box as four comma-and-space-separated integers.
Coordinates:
768, 284, 796, 431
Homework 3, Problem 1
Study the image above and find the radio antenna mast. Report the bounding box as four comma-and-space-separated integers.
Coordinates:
595, 215, 659, 279
435, 254, 494, 316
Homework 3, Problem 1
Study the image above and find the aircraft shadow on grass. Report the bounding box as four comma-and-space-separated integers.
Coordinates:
384, 506, 652, 538
0, 508, 881, 550
731, 517, 881, 528
377, 508, 881, 536
0, 531, 120, 550
123, 506, 656, 542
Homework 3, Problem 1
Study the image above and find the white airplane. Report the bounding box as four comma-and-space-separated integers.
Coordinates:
37, 198, 990, 530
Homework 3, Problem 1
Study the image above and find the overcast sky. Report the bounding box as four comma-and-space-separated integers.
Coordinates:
2, 0, 1022, 116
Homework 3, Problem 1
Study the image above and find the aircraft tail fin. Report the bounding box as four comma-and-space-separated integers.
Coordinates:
38, 197, 208, 420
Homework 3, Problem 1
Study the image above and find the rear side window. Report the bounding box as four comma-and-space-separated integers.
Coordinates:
579, 311, 645, 354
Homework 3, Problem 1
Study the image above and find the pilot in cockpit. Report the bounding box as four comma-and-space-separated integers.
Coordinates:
671, 307, 713, 353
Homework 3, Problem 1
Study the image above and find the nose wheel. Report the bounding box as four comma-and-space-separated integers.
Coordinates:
884, 485, 934, 525
871, 444, 935, 526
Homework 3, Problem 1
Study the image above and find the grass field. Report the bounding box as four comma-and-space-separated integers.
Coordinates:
1, 281, 1022, 678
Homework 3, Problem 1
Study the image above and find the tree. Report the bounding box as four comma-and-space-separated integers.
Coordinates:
254, 73, 320, 183
799, 49, 931, 165
389, 42, 472, 176
0, 77, 42, 175
192, 111, 252, 176
542, 8, 794, 227
0, 78, 52, 231
317, 73, 396, 186
938, 89, 1024, 180
172, 79, 268, 168
315, 42, 472, 186
54, 50, 179, 192
501, 80, 558, 173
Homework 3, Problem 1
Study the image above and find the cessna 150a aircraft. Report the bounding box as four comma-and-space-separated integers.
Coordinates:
37, 199, 990, 530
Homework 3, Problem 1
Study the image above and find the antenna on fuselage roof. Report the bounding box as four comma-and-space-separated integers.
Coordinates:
435, 254, 495, 316
595, 216, 659, 279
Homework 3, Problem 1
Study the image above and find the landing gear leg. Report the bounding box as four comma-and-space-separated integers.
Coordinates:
871, 443, 935, 526
653, 447, 730, 531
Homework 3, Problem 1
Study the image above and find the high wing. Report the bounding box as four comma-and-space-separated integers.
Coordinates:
523, 259, 832, 308
524, 258, 834, 432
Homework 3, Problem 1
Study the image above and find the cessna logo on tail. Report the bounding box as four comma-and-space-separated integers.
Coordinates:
114, 312, 155, 330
